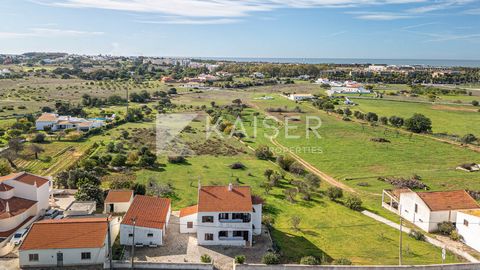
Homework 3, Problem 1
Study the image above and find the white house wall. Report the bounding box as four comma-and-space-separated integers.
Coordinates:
120, 224, 164, 246
179, 214, 197, 234
19, 246, 107, 268
0, 205, 37, 233
196, 211, 252, 246
399, 192, 431, 232
456, 212, 480, 252
252, 204, 262, 235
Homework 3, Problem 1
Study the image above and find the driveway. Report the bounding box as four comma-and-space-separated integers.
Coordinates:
131, 212, 272, 270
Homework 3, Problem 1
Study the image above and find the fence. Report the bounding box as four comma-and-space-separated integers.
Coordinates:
234, 263, 480, 270
105, 260, 214, 269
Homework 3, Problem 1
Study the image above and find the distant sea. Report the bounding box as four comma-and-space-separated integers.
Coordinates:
198, 57, 480, 68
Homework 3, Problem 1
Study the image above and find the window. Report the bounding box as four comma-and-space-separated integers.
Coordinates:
464, 219, 469, 227
29, 254, 39, 262
252, 208, 256, 213
204, 233, 214, 241
81, 252, 91, 260
219, 231, 228, 238
187, 222, 193, 228
232, 213, 243, 220
414, 204, 418, 213
202, 216, 214, 223
147, 233, 154, 237
233, 231, 243, 237
219, 213, 229, 220
128, 233, 133, 237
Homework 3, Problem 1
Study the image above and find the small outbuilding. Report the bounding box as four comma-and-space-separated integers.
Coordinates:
456, 210, 480, 252
104, 190, 134, 214
64, 201, 96, 217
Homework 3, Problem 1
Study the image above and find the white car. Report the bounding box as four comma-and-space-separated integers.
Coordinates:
11, 228, 29, 245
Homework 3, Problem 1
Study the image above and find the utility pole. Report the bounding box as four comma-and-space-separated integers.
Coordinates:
131, 217, 136, 269
399, 213, 403, 266
126, 87, 129, 116
107, 217, 113, 270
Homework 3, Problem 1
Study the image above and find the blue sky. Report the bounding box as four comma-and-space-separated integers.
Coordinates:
1, 0, 480, 59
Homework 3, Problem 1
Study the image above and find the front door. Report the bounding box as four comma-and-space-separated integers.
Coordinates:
57, 252, 63, 267
109, 203, 114, 212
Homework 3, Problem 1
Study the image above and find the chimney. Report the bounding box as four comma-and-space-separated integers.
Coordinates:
228, 183, 233, 191
5, 201, 10, 213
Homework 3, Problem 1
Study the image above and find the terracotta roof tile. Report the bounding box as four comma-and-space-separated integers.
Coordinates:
36, 113, 58, 122
0, 183, 14, 192
105, 190, 133, 203
0, 197, 37, 220
416, 190, 480, 211
0, 172, 49, 187
180, 205, 198, 218
20, 218, 108, 250
121, 195, 170, 230
198, 186, 252, 212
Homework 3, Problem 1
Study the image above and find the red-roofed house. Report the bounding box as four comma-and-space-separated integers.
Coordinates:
384, 189, 480, 232
104, 190, 133, 214
19, 218, 111, 268
0, 172, 51, 237
120, 195, 171, 247
179, 183, 262, 246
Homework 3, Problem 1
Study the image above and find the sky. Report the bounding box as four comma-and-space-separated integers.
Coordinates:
0, 0, 480, 59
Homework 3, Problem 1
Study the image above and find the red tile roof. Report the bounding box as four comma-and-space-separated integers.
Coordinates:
121, 195, 170, 230
0, 172, 49, 187
180, 205, 198, 218
416, 190, 480, 211
198, 185, 253, 212
0, 197, 37, 220
0, 183, 14, 192
20, 218, 108, 250
36, 113, 58, 122
105, 190, 133, 203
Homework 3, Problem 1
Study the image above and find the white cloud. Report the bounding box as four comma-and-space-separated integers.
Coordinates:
0, 28, 104, 39
33, 0, 428, 18
407, 0, 475, 13
349, 11, 413, 20
135, 18, 240, 25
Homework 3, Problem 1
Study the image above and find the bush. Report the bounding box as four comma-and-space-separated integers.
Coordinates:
461, 133, 477, 144
276, 155, 294, 171
261, 252, 280, 265
110, 154, 127, 167
334, 258, 352, 265
234, 255, 246, 264
300, 256, 319, 265
408, 230, 425, 241
255, 145, 273, 160
405, 114, 432, 133
472, 100, 479, 106
230, 162, 245, 169
31, 133, 46, 143
289, 161, 305, 175
345, 195, 362, 211
326, 187, 343, 201
167, 155, 186, 164
438, 221, 455, 236
450, 230, 462, 241
200, 254, 211, 263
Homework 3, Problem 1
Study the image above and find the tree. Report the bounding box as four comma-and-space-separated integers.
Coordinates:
379, 116, 388, 125
277, 155, 294, 171
305, 173, 320, 191
31, 133, 46, 143
472, 100, 479, 107
75, 183, 104, 206
343, 107, 352, 117
461, 134, 477, 144
283, 188, 298, 202
365, 112, 378, 122
388, 116, 404, 128
290, 215, 301, 231
0, 160, 12, 176
405, 114, 432, 133
29, 144, 44, 159
289, 162, 305, 175
255, 145, 273, 160
1, 149, 18, 169
345, 195, 363, 211
326, 186, 343, 201
8, 138, 24, 154
110, 154, 127, 167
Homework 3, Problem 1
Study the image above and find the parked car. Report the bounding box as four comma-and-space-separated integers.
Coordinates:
11, 228, 29, 245
44, 209, 59, 219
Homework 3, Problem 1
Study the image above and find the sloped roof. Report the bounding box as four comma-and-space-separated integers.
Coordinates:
0, 172, 49, 187
0, 197, 37, 220
179, 205, 198, 218
198, 185, 253, 212
20, 218, 108, 250
0, 183, 14, 192
36, 113, 58, 122
121, 195, 170, 230
105, 190, 133, 203
416, 190, 480, 211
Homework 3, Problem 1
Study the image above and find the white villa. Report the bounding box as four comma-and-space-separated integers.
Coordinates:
19, 218, 111, 268
288, 93, 314, 101
456, 210, 480, 252
35, 113, 106, 132
0, 172, 51, 238
327, 85, 371, 96
104, 190, 133, 214
120, 195, 171, 247
382, 189, 480, 232
179, 184, 263, 247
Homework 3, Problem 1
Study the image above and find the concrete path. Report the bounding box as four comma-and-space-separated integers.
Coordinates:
362, 210, 480, 263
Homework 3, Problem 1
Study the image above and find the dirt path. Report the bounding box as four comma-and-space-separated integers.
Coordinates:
270, 136, 356, 193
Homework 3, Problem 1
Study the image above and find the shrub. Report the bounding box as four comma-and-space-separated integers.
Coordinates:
326, 187, 343, 201
200, 254, 212, 263
450, 230, 462, 241
276, 155, 294, 171
255, 145, 273, 160
408, 230, 425, 241
167, 155, 186, 164
334, 258, 352, 265
289, 162, 305, 175
438, 221, 455, 236
300, 256, 319, 265
345, 195, 362, 211
261, 252, 280, 265
110, 154, 127, 167
472, 100, 479, 106
234, 255, 246, 264
389, 116, 404, 128
405, 114, 432, 133
31, 133, 46, 143
230, 162, 245, 169
461, 133, 477, 144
